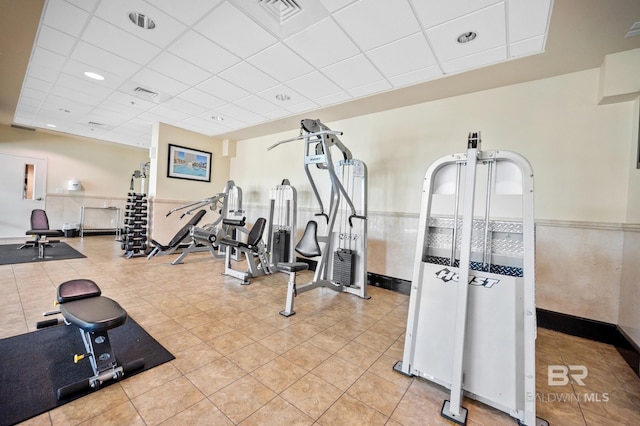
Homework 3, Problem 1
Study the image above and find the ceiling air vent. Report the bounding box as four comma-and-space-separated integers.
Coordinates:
88, 121, 107, 128
259, 0, 302, 24
133, 86, 159, 98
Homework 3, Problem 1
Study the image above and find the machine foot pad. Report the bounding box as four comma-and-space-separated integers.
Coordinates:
441, 400, 468, 425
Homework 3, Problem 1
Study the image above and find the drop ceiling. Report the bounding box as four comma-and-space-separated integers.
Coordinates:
10, 0, 556, 148
5, 0, 640, 148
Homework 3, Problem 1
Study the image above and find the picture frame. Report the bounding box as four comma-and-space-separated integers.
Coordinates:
167, 144, 212, 182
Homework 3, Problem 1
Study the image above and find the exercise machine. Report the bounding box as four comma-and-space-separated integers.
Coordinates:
36, 279, 144, 400
170, 180, 244, 265
218, 217, 273, 284
145, 209, 207, 258
269, 119, 369, 317
393, 133, 546, 425
267, 179, 297, 268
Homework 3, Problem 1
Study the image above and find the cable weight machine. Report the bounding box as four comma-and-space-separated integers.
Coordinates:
393, 133, 547, 426
269, 119, 369, 317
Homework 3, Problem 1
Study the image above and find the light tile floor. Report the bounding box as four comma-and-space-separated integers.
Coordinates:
1, 236, 639, 425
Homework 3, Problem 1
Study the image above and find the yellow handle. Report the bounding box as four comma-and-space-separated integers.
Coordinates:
74, 354, 85, 363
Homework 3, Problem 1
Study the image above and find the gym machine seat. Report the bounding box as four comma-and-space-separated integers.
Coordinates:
219, 217, 272, 284
18, 209, 64, 259
37, 279, 144, 400
146, 209, 207, 258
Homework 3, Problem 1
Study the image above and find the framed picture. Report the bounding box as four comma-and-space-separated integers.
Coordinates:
167, 144, 212, 182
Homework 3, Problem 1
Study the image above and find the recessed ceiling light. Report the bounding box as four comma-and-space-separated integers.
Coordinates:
46, 124, 57, 128
212, 116, 224, 121
84, 71, 104, 80
275, 94, 291, 101
129, 12, 156, 29
457, 31, 477, 44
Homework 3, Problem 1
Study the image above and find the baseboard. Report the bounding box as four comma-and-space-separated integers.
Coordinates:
366, 272, 639, 377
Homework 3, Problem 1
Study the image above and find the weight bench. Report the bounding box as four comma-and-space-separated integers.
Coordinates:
37, 279, 144, 400
146, 209, 207, 259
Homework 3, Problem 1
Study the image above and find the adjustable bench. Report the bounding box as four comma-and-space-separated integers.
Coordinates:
37, 279, 144, 400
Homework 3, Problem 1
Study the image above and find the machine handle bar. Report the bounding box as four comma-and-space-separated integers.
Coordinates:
267, 130, 344, 151
314, 212, 329, 224
348, 214, 366, 227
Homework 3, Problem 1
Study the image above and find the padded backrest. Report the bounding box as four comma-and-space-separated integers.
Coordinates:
167, 209, 206, 248
247, 217, 267, 247
30, 209, 50, 231
295, 220, 322, 258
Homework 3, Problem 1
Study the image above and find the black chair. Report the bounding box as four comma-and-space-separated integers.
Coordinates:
18, 209, 64, 259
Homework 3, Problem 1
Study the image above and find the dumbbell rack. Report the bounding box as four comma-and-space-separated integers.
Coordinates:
121, 192, 148, 258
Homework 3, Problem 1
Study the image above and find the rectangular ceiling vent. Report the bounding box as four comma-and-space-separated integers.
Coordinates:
133, 86, 159, 98
88, 121, 107, 128
259, 0, 302, 24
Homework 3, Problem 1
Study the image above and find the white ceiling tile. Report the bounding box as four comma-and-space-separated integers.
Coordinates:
319, 0, 358, 13
62, 59, 126, 90
71, 42, 141, 79
214, 103, 265, 124
258, 84, 316, 110
287, 71, 343, 100
440, 45, 506, 74
55, 72, 114, 98
195, 2, 277, 59
510, 35, 545, 58
131, 68, 189, 97
235, 95, 281, 116
315, 90, 350, 107
94, 0, 187, 48
180, 116, 226, 135
143, 0, 224, 26
30, 47, 66, 71
425, 2, 506, 63
197, 76, 250, 102
508, 0, 552, 43
138, 105, 191, 124
65, 0, 98, 12
283, 100, 320, 114
347, 79, 392, 98
410, 0, 500, 29
218, 62, 279, 94
168, 30, 240, 75
284, 17, 360, 68
18, 84, 48, 102
86, 107, 137, 126
247, 43, 314, 82
321, 55, 383, 90
162, 97, 208, 116
43, 0, 90, 37
49, 83, 107, 105
262, 108, 290, 120
106, 91, 158, 111
367, 33, 437, 78
388, 66, 442, 88
26, 63, 60, 83
147, 52, 212, 86
82, 17, 161, 65
176, 88, 227, 109
334, 0, 421, 51
36, 25, 76, 56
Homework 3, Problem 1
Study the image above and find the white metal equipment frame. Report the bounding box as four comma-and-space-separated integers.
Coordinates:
394, 133, 547, 426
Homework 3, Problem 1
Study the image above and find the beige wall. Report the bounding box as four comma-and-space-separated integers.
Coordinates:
146, 123, 231, 244
230, 68, 637, 326
0, 124, 149, 229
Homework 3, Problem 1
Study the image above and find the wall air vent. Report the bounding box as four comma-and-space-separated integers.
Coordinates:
259, 0, 302, 24
133, 86, 159, 98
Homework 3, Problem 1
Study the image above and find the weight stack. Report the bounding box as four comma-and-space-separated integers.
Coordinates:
333, 248, 355, 286
272, 229, 290, 264
122, 192, 148, 258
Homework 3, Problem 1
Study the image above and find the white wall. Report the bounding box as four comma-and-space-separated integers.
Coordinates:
230, 68, 637, 324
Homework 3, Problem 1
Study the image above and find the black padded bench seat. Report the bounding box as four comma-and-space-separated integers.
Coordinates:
277, 262, 309, 273
58, 279, 102, 302
59, 297, 127, 332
